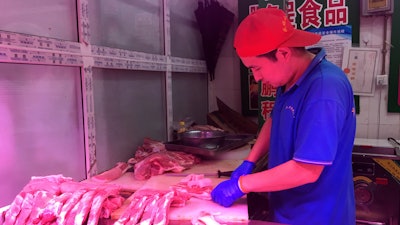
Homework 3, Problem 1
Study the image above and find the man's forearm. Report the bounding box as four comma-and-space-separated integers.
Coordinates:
240, 159, 324, 193
246, 117, 272, 163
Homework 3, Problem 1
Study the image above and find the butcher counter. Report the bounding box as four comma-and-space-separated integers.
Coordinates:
99, 137, 399, 224
2, 138, 396, 224
94, 144, 284, 225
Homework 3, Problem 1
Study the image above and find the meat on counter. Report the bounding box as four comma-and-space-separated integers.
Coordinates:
128, 138, 201, 180
2, 174, 124, 225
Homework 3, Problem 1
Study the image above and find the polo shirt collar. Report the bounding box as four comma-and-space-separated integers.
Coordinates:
295, 47, 326, 86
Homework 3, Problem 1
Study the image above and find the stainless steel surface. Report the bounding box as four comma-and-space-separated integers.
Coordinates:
356, 219, 386, 225
388, 137, 400, 156
180, 130, 226, 148
353, 144, 400, 159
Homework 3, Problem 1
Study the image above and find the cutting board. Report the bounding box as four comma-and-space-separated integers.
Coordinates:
169, 196, 248, 222
111, 159, 249, 222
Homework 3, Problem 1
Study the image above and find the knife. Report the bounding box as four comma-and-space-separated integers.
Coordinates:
165, 170, 233, 178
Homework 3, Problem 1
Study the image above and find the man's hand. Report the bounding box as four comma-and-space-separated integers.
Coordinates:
231, 160, 255, 179
211, 177, 245, 207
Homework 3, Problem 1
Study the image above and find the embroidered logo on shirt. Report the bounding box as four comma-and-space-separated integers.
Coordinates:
285, 105, 295, 118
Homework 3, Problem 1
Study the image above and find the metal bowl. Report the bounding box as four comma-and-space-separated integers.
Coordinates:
180, 130, 226, 149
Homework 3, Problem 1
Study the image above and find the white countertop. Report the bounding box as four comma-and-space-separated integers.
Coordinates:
354, 138, 398, 148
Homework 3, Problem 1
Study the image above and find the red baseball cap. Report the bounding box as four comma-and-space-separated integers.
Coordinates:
234, 8, 321, 57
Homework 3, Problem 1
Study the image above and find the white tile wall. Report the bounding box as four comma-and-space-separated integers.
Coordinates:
358, 15, 400, 139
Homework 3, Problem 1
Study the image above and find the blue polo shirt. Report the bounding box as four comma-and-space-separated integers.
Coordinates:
268, 48, 356, 225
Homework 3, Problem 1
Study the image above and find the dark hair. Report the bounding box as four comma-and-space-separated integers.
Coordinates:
258, 49, 278, 61
257, 47, 307, 61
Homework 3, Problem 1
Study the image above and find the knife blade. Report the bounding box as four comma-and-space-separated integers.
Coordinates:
165, 170, 233, 178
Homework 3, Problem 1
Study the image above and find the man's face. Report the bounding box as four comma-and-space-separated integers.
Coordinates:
240, 55, 288, 88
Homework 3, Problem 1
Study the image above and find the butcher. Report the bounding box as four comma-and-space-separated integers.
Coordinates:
210, 8, 357, 225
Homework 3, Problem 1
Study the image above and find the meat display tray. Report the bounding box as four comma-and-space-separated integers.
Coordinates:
165, 134, 255, 158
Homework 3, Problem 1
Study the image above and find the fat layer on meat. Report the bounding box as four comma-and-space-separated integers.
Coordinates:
3, 174, 124, 225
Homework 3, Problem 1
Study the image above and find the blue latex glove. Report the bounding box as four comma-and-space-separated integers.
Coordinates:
211, 178, 244, 207
231, 160, 255, 179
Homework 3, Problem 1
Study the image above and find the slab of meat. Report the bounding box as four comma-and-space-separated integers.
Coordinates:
114, 189, 162, 225
61, 180, 121, 193
114, 189, 188, 225
100, 195, 125, 219
3, 174, 125, 225
128, 138, 200, 180
166, 151, 201, 169
57, 189, 86, 224
91, 162, 131, 183
129, 138, 168, 165
191, 211, 222, 225
4, 175, 72, 225
152, 191, 176, 225
133, 151, 200, 180
87, 189, 121, 225
36, 192, 72, 224
170, 174, 213, 200
22, 174, 73, 194
114, 195, 145, 225
129, 138, 201, 180
13, 192, 34, 225
0, 206, 8, 224
137, 193, 161, 225
66, 190, 97, 225
3, 193, 27, 225
25, 190, 57, 224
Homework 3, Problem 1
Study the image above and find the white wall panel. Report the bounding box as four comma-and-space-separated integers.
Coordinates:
88, 0, 164, 54
358, 15, 400, 139
172, 72, 208, 125
0, 0, 78, 41
169, 0, 204, 59
93, 69, 167, 172
0, 0, 206, 207
0, 63, 85, 207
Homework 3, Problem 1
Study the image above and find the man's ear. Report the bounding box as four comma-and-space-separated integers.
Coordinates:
275, 47, 291, 61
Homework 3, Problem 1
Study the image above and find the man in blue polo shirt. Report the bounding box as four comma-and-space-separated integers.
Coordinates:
211, 8, 356, 225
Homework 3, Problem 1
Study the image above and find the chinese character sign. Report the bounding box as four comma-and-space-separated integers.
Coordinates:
259, 83, 277, 122
260, 0, 349, 30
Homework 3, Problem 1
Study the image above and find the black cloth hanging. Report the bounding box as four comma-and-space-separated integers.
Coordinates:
195, 0, 234, 81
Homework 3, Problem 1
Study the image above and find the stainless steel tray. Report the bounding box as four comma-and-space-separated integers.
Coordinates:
165, 134, 255, 158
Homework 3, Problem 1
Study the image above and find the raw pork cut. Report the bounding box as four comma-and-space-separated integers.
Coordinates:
152, 191, 176, 225
128, 138, 200, 180
35, 192, 72, 224
133, 151, 200, 180
170, 174, 213, 200
91, 162, 131, 182
113, 189, 188, 225
3, 174, 124, 225
13, 192, 34, 225
191, 211, 222, 225
137, 193, 161, 225
87, 188, 121, 225
114, 195, 149, 225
